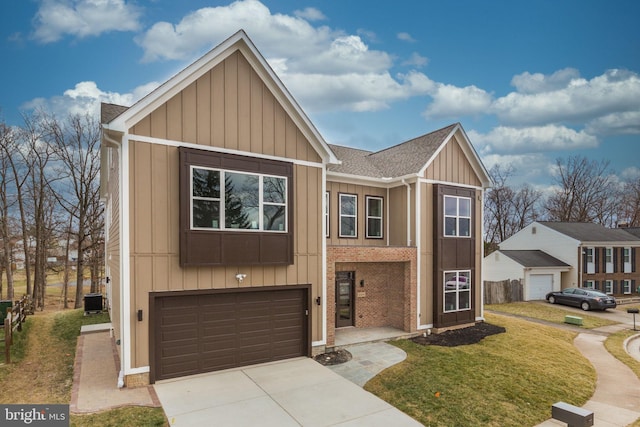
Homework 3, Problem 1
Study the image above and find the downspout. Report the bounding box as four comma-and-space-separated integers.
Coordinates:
103, 130, 126, 389
402, 179, 411, 246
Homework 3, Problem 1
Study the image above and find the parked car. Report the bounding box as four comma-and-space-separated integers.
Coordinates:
445, 276, 469, 290
545, 287, 617, 311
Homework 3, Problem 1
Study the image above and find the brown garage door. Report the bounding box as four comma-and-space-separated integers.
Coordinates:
151, 286, 309, 382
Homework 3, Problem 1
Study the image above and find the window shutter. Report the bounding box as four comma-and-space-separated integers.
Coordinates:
613, 280, 618, 294
633, 279, 637, 294
595, 280, 600, 291
582, 280, 587, 288
633, 248, 637, 272
595, 248, 600, 273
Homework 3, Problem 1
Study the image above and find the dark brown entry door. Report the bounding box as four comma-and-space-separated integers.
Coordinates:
336, 272, 354, 328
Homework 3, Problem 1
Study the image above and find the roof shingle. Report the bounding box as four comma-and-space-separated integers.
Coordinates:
539, 221, 640, 243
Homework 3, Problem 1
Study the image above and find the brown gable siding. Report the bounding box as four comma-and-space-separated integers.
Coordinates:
129, 51, 321, 164
424, 135, 481, 187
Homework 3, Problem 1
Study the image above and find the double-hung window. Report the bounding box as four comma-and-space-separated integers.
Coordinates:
444, 270, 471, 312
339, 193, 357, 238
585, 247, 595, 274
365, 196, 383, 239
605, 280, 613, 295
624, 247, 632, 273
623, 279, 632, 294
191, 166, 287, 232
584, 280, 595, 289
444, 195, 471, 237
605, 247, 613, 273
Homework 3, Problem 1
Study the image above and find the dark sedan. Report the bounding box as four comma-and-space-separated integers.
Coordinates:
546, 287, 617, 311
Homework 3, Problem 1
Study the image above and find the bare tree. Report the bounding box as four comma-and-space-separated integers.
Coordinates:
619, 176, 640, 226
44, 114, 103, 309
484, 164, 541, 253
544, 156, 618, 225
0, 119, 16, 300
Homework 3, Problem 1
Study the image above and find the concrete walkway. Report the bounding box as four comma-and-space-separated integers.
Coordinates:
535, 325, 640, 427
327, 342, 407, 387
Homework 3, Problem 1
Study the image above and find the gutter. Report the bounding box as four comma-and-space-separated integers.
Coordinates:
402, 179, 412, 246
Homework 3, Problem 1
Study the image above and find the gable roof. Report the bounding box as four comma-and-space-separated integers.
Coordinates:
328, 123, 491, 187
538, 221, 640, 243
102, 30, 338, 164
101, 103, 128, 124
500, 250, 570, 268
622, 227, 640, 239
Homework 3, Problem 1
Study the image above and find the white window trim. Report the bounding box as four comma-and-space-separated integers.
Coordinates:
443, 270, 472, 313
584, 280, 595, 289
339, 193, 358, 238
585, 247, 595, 274
604, 280, 613, 295
365, 196, 383, 239
623, 279, 632, 294
623, 247, 632, 273
605, 247, 613, 273
190, 165, 288, 232
325, 191, 330, 238
444, 195, 472, 238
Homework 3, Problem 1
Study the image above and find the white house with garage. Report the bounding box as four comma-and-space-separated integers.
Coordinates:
484, 221, 640, 301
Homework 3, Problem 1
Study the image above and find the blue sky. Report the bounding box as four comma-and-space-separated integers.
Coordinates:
1, 0, 639, 189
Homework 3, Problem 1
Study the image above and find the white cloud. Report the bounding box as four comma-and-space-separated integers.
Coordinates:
423, 84, 492, 118
470, 125, 599, 154
22, 81, 157, 119
402, 52, 428, 68
293, 7, 326, 21
476, 151, 554, 188
492, 69, 640, 128
32, 0, 141, 43
510, 68, 580, 94
397, 32, 416, 42
622, 166, 640, 180
585, 111, 640, 135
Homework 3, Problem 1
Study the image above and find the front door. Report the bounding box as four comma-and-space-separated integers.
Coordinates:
335, 271, 354, 328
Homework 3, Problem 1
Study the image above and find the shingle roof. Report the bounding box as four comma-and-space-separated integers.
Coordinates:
538, 221, 640, 243
101, 103, 129, 124
500, 250, 570, 268
622, 227, 640, 239
327, 123, 458, 179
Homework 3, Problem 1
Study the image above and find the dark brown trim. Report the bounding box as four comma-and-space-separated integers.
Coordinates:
337, 192, 358, 239
149, 284, 311, 384
364, 195, 384, 240
179, 147, 294, 266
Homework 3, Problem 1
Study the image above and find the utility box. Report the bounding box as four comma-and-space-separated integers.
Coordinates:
0, 300, 12, 319
83, 293, 103, 315
552, 402, 593, 427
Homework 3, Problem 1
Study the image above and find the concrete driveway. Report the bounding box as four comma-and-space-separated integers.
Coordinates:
153, 357, 422, 427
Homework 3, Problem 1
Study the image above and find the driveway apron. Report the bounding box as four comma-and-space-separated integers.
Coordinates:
153, 357, 423, 427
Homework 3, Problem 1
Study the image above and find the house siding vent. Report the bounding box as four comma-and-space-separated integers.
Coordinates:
532, 226, 536, 234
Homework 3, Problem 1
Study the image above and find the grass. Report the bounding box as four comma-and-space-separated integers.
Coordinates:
486, 301, 619, 329
365, 312, 595, 427
0, 309, 167, 426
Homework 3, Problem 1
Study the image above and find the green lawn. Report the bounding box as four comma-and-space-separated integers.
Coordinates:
365, 313, 595, 427
486, 301, 619, 329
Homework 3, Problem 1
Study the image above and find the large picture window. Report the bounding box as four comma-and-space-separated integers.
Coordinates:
191, 166, 287, 232
366, 196, 383, 239
339, 193, 357, 238
444, 195, 471, 237
443, 270, 471, 312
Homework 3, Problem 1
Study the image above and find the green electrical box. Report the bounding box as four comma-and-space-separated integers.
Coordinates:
0, 300, 12, 319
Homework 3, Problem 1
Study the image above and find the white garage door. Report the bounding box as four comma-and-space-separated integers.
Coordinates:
528, 274, 553, 300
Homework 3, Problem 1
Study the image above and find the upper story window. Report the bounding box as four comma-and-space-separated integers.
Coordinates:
605, 247, 613, 273
365, 196, 383, 239
444, 195, 471, 237
325, 192, 330, 238
624, 247, 632, 273
585, 247, 595, 274
191, 166, 287, 232
339, 193, 357, 238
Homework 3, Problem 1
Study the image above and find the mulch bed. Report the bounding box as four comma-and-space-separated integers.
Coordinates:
411, 322, 506, 347
313, 349, 352, 366
314, 322, 505, 366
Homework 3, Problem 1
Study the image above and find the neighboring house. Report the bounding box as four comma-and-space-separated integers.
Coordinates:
100, 30, 492, 387
484, 250, 571, 300
485, 221, 640, 300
